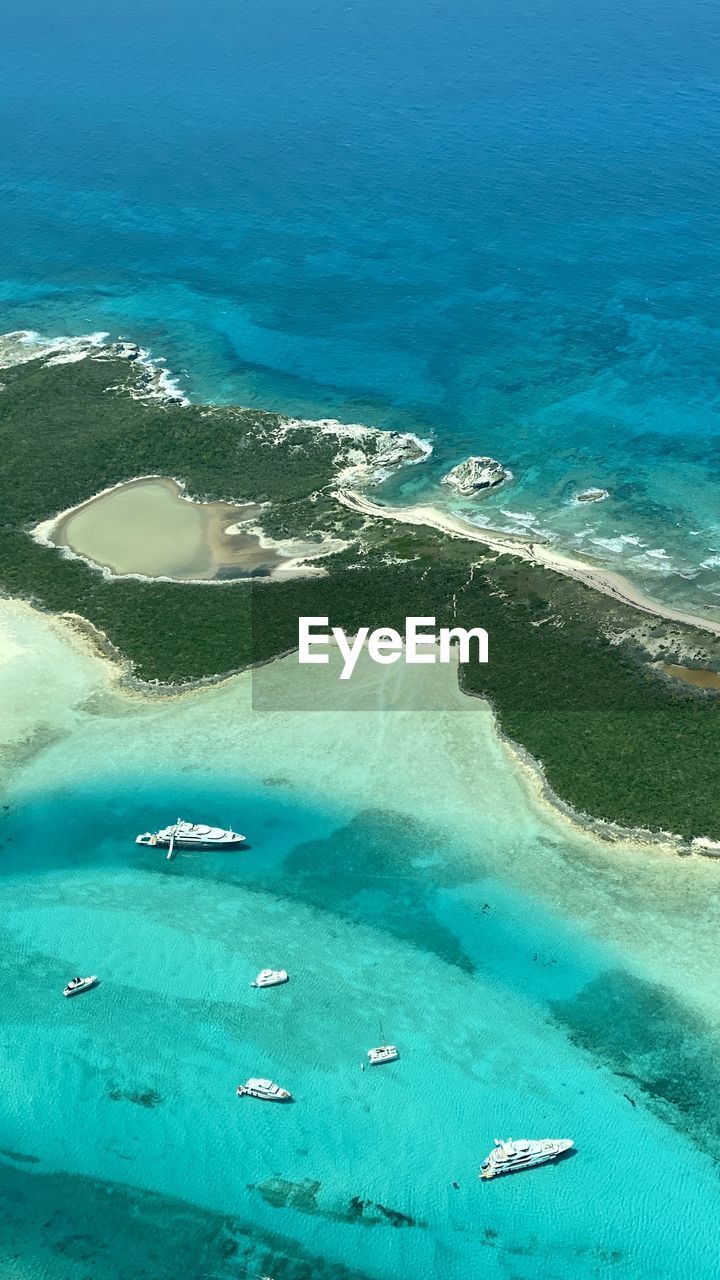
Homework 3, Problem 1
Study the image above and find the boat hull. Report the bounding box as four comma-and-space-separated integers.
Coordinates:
136, 836, 246, 849
236, 1087, 292, 1101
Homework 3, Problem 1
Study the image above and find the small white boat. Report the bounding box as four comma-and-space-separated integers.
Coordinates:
236, 1078, 292, 1102
367, 1045, 399, 1065
63, 975, 98, 998
480, 1138, 574, 1179
251, 969, 289, 988
136, 819, 246, 860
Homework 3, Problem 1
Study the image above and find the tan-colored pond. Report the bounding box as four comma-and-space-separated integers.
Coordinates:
45, 477, 283, 580
660, 662, 720, 692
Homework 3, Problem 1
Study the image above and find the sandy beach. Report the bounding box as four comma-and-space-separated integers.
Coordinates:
334, 488, 720, 638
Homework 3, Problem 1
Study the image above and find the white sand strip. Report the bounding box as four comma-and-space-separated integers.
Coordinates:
334, 488, 720, 638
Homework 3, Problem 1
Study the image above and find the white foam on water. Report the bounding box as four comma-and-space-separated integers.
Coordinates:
0, 329, 109, 369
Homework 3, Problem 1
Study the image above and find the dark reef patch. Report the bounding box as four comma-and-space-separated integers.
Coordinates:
252, 1177, 422, 1229
552, 968, 720, 1158
284, 808, 478, 972
107, 1087, 164, 1109
0, 1161, 380, 1280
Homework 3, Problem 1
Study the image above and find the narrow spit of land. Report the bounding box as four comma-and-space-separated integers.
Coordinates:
334, 489, 720, 640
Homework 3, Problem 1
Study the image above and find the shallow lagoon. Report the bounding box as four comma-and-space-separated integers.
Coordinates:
44, 477, 280, 580
1, 601, 720, 1278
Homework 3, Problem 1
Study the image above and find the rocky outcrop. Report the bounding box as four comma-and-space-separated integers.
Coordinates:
0, 330, 190, 406
576, 487, 609, 504
276, 417, 432, 487
441, 455, 511, 496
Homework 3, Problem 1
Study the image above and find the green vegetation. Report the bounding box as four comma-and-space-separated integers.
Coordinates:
3, 348, 720, 840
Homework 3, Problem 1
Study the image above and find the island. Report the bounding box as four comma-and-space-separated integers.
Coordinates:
3, 331, 720, 844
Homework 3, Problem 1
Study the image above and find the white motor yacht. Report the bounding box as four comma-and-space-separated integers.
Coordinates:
367, 1045, 399, 1065
480, 1138, 574, 1179
251, 969, 289, 988
63, 975, 98, 998
136, 819, 246, 859
236, 1078, 292, 1101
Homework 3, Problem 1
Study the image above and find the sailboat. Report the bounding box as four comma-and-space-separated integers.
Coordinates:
367, 1018, 399, 1065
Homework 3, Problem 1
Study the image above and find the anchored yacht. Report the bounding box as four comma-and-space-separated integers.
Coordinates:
367, 1045, 399, 1065
236, 1078, 292, 1102
63, 975, 98, 998
251, 969, 289, 988
136, 819, 246, 858
480, 1138, 574, 1179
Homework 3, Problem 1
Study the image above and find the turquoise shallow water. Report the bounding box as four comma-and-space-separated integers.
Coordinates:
1, 758, 720, 1277
0, 607, 719, 1276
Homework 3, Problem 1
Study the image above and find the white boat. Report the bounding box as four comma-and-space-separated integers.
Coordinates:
236, 1078, 292, 1102
136, 819, 246, 859
480, 1138, 574, 1179
367, 1045, 399, 1065
251, 969, 289, 988
63, 975, 98, 998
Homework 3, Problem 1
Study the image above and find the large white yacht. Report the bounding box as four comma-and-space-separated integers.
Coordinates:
480, 1138, 574, 1179
135, 819, 246, 857
236, 1078, 292, 1102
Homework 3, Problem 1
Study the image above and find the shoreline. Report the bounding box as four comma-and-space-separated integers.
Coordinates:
5, 325, 719, 633
1, 591, 711, 860
334, 488, 720, 640
461, 678, 693, 857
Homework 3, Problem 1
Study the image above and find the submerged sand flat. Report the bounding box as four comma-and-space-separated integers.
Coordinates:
3, 594, 720, 1031
43, 477, 282, 580
7, 599, 720, 1278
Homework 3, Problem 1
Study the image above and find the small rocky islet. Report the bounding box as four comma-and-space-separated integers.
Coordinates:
441, 455, 512, 496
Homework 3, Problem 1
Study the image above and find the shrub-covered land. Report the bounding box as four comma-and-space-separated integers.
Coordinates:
3, 349, 720, 840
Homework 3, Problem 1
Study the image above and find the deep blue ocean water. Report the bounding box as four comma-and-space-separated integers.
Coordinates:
1, 0, 720, 606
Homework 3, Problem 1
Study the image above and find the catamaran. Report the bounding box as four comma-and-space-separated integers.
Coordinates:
367, 1045, 399, 1065
480, 1138, 574, 1179
63, 975, 98, 998
236, 1078, 292, 1101
135, 819, 246, 859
